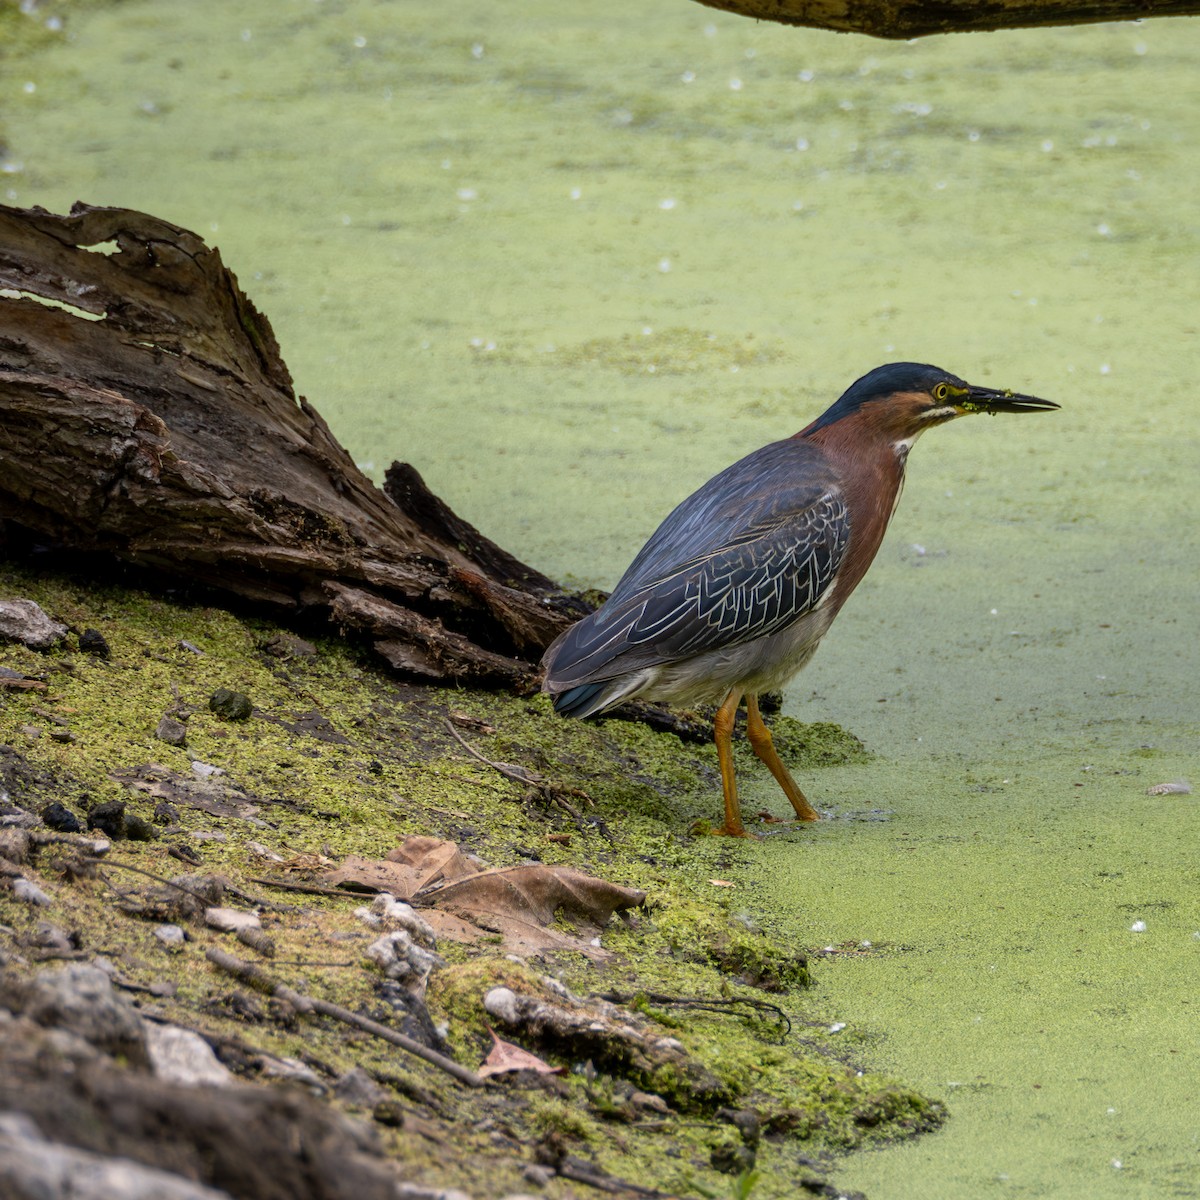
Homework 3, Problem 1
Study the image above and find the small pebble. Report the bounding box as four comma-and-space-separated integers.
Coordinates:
12, 877, 52, 906
208, 688, 253, 721
0, 599, 68, 649
205, 906, 261, 933
155, 715, 188, 746
154, 923, 186, 947
87, 800, 126, 839
40, 802, 83, 833
124, 812, 158, 841
78, 628, 110, 657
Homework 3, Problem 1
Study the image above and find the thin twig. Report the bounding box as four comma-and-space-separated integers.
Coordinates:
444, 718, 587, 819
444, 718, 543, 785
594, 989, 791, 1039
246, 875, 364, 898
205, 947, 483, 1089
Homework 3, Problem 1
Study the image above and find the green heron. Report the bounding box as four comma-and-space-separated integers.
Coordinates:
541, 362, 1058, 837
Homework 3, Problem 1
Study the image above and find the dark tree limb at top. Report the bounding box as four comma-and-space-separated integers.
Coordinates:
691, 0, 1187, 39
0, 202, 591, 688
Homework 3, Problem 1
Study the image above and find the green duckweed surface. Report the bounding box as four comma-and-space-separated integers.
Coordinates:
3, 1, 1200, 1196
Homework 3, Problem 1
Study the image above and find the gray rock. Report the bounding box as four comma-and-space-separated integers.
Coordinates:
21, 963, 148, 1066
333, 1067, 389, 1109
12, 878, 52, 907
0, 599, 68, 650
208, 689, 253, 721
204, 907, 260, 933
155, 716, 188, 747
144, 1024, 234, 1088
0, 1111, 233, 1200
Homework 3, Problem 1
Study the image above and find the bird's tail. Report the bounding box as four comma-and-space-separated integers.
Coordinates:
549, 682, 610, 720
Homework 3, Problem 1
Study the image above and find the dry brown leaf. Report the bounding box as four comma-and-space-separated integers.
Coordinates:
387, 835, 479, 889
424, 863, 646, 960
428, 864, 645, 931
321, 836, 480, 899
320, 855, 429, 895
320, 838, 646, 960
478, 1027, 563, 1079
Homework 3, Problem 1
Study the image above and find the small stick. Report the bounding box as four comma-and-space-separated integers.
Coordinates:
205, 947, 482, 1088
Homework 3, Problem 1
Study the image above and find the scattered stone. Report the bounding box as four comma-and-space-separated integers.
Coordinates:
521, 1163, 557, 1188
261, 632, 317, 659
1, 805, 39, 830
191, 761, 225, 778
124, 812, 158, 842
334, 1067, 390, 1110
19, 724, 40, 740
154, 924, 187, 949
208, 688, 253, 721
0, 1111, 231, 1200
87, 801, 126, 840
19, 963, 148, 1065
48, 728, 76, 744
12, 878, 52, 907
177, 639, 204, 654
29, 923, 77, 954
366, 930, 444, 986
483, 987, 521, 1027
156, 716, 188, 747
40, 802, 84, 834
191, 831, 228, 844
204, 906, 260, 934
144, 1023, 235, 1088
630, 1090, 670, 1114
78, 628, 111, 657
153, 801, 181, 824
0, 599, 68, 650
0, 828, 32, 860
356, 893, 437, 943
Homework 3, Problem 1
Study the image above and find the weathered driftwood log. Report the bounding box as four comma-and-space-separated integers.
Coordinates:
691, 0, 1193, 38
0, 202, 588, 687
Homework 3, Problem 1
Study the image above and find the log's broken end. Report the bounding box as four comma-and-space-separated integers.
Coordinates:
0, 201, 587, 689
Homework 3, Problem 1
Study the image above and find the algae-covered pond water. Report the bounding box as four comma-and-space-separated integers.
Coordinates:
3, 1, 1199, 1195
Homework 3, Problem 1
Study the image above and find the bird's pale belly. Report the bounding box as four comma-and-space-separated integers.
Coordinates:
631, 606, 837, 708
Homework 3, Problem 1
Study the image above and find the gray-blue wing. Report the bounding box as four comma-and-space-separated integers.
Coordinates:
543, 438, 849, 686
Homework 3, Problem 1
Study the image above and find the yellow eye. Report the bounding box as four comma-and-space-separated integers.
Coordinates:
932, 382, 950, 402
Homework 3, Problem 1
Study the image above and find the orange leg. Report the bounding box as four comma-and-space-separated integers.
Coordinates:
711, 690, 753, 838
745, 694, 820, 822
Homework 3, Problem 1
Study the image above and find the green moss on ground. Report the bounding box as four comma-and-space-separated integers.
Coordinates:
0, 558, 942, 1198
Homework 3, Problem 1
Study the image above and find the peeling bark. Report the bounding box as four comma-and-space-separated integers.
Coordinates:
0, 202, 585, 686
690, 0, 1191, 39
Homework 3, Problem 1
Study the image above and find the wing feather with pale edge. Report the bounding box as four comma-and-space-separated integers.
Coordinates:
543, 439, 850, 686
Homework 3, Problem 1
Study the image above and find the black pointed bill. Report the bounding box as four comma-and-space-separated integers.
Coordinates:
959, 384, 1059, 415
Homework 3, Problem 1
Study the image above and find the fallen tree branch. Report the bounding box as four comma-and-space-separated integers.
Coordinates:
205, 947, 484, 1088
0, 202, 587, 688
690, 0, 1200, 40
